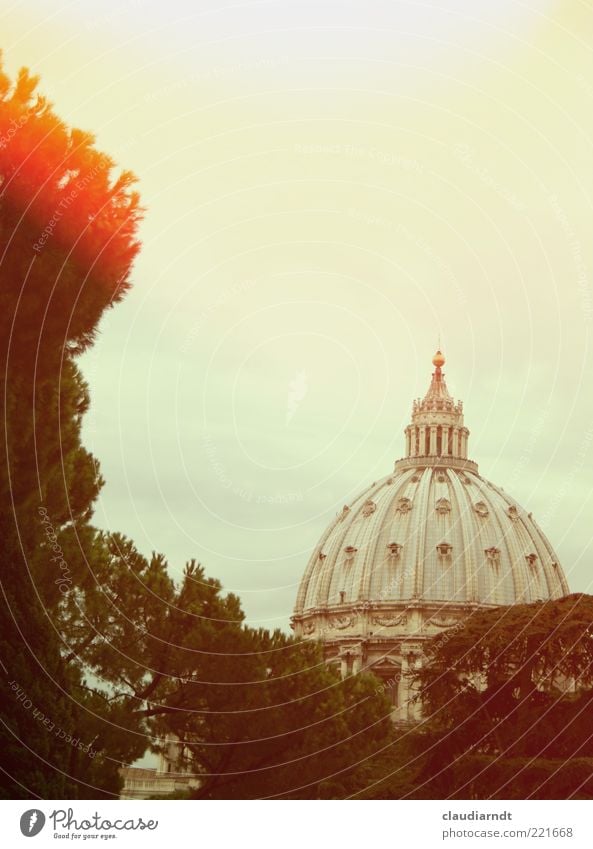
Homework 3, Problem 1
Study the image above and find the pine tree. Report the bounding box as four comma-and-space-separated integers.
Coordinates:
412, 594, 593, 799
64, 537, 395, 799
0, 60, 141, 798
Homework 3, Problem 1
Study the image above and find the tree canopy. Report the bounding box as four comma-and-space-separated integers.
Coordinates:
0, 59, 142, 798
406, 594, 593, 799
62, 533, 394, 799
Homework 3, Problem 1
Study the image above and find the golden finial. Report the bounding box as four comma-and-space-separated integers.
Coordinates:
432, 349, 445, 368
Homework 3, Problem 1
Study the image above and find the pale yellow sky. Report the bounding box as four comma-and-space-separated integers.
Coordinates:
3, 0, 592, 625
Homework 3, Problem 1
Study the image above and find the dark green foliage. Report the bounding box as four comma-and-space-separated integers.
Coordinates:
434, 755, 593, 800
0, 58, 142, 798
65, 537, 394, 798
318, 734, 423, 799
407, 595, 593, 799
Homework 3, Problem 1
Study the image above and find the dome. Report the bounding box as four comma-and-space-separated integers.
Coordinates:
294, 465, 567, 612
291, 350, 569, 720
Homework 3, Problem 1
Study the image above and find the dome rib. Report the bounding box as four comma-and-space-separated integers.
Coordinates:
470, 475, 513, 605
410, 468, 429, 598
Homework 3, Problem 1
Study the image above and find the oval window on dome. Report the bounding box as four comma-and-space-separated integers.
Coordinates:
485, 547, 500, 569
396, 497, 412, 514
362, 499, 377, 517
525, 552, 538, 569
474, 501, 489, 518
435, 497, 451, 514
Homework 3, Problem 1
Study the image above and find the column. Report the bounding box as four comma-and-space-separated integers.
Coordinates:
429, 426, 437, 455
452, 427, 460, 457
340, 656, 349, 678
461, 429, 468, 458
405, 427, 411, 457
419, 426, 426, 457
443, 426, 450, 455
399, 656, 410, 721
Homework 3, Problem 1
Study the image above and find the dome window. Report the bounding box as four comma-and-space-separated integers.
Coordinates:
338, 505, 351, 521
318, 552, 327, 562
387, 542, 402, 557
339, 590, 346, 604
485, 547, 500, 569
474, 501, 489, 518
507, 505, 519, 521
525, 553, 538, 569
396, 497, 412, 514
436, 542, 453, 556
344, 546, 358, 560
362, 499, 377, 517
435, 497, 451, 514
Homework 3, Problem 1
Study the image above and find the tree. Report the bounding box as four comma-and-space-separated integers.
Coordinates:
0, 59, 142, 797
410, 594, 593, 799
63, 534, 395, 799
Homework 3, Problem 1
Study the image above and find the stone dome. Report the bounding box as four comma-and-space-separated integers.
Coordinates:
294, 464, 567, 613
291, 351, 569, 720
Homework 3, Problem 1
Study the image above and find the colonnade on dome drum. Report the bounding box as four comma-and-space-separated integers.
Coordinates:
405, 421, 469, 459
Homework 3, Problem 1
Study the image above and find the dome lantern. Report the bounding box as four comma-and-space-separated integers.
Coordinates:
402, 349, 471, 469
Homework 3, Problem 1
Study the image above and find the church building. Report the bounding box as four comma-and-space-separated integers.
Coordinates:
291, 351, 570, 721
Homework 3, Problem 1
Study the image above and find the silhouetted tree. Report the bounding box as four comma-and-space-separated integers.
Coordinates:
0, 59, 142, 797
410, 594, 593, 799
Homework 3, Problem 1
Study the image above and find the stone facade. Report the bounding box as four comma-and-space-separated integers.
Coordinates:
119, 737, 200, 799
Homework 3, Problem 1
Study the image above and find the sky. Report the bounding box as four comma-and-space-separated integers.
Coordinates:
3, 0, 593, 630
